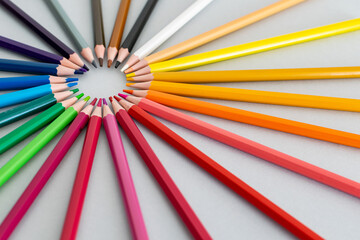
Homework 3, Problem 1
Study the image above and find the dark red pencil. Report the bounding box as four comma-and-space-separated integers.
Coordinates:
115, 96, 323, 240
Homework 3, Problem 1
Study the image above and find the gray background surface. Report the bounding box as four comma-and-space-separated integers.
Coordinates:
1, 0, 360, 239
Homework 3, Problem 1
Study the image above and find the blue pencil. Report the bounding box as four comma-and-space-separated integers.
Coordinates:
0, 82, 77, 108
0, 59, 84, 76
0, 75, 78, 90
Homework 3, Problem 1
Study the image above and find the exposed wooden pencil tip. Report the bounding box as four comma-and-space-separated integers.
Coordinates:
123, 89, 133, 94
99, 58, 103, 67
107, 60, 112, 68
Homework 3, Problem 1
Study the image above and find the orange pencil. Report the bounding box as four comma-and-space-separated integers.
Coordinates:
124, 89, 360, 148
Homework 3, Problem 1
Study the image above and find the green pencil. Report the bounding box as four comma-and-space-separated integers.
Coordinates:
0, 96, 90, 187
0, 93, 84, 154
0, 89, 79, 128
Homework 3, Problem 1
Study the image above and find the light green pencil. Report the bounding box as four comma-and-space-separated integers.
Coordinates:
48, 0, 97, 67
0, 96, 90, 187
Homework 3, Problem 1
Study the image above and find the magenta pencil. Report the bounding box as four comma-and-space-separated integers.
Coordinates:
102, 99, 148, 240
0, 98, 96, 240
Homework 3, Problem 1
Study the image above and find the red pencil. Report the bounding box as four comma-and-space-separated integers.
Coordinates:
60, 99, 102, 240
109, 96, 211, 240
0, 98, 96, 240
115, 97, 323, 240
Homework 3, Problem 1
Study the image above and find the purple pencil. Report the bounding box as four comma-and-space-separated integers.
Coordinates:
0, 0, 88, 70
103, 99, 149, 240
0, 35, 83, 70
0, 98, 96, 240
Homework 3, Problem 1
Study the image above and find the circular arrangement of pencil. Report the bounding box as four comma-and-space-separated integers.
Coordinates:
0, 0, 359, 239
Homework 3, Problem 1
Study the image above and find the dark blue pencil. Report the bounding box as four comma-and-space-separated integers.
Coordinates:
0, 75, 78, 90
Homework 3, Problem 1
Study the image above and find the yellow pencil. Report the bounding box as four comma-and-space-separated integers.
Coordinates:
127, 81, 360, 112
127, 18, 360, 77
126, 66, 360, 82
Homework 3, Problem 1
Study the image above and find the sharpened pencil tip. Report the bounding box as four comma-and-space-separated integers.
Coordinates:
123, 89, 133, 94
107, 60, 112, 68
126, 72, 135, 77
76, 93, 84, 99
109, 96, 113, 102
126, 83, 134, 87
114, 95, 121, 102
79, 68, 87, 72
118, 93, 128, 99
84, 96, 90, 101
71, 88, 79, 93
83, 64, 90, 71
91, 60, 98, 68
99, 58, 103, 67
68, 82, 78, 87
66, 78, 78, 83
97, 98, 102, 106
75, 70, 84, 74
90, 98, 98, 105
103, 98, 107, 105
115, 61, 121, 68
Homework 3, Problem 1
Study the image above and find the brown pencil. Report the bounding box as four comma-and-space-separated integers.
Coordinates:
107, 0, 132, 67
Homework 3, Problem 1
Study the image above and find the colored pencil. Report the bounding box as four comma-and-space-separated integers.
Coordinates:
0, 97, 89, 187
124, 90, 360, 148
0, 58, 84, 76
0, 89, 78, 128
127, 66, 360, 83
0, 35, 82, 70
102, 99, 148, 240
0, 99, 96, 240
127, 81, 360, 112
110, 97, 211, 239
0, 82, 77, 109
107, 0, 132, 67
121, 0, 214, 72
120, 93, 360, 198
91, 0, 105, 67
117, 98, 322, 240
0, 75, 78, 90
0, 94, 83, 154
60, 99, 102, 240
129, 0, 305, 72
0, 0, 88, 70
115, 0, 158, 67
47, 0, 97, 68
126, 18, 360, 76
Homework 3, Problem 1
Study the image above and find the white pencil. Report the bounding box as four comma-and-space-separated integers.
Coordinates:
121, 0, 214, 72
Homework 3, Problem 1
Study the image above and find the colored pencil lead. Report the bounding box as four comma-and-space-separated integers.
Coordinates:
107, 60, 112, 68
109, 96, 114, 102
75, 70, 84, 74
97, 98, 103, 107
75, 93, 84, 99
99, 58, 103, 67
91, 60, 98, 68
71, 88, 79, 93
123, 89, 133, 94
65, 78, 78, 83
102, 98, 107, 105
114, 61, 121, 69
67, 82, 78, 88
90, 98, 98, 106
126, 83, 135, 87
83, 96, 91, 102
118, 93, 128, 99
113, 95, 121, 102
83, 65, 90, 71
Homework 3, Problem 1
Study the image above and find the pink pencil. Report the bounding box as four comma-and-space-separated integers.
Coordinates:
60, 99, 102, 240
119, 93, 360, 199
102, 98, 149, 240
0, 98, 96, 240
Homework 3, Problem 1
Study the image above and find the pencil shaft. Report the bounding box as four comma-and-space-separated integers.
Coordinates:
0, 112, 90, 240
60, 115, 102, 240
147, 18, 360, 73
145, 0, 305, 65
0, 75, 70, 90
134, 67, 360, 83
121, 0, 158, 51
0, 94, 56, 128
0, 107, 79, 187
108, 0, 131, 49
136, 98, 360, 198
91, 0, 105, 46
0, 103, 65, 154
0, 0, 83, 66
143, 80, 360, 112
103, 113, 148, 240
127, 105, 321, 240
48, 0, 91, 51
140, 90, 360, 148
114, 109, 211, 239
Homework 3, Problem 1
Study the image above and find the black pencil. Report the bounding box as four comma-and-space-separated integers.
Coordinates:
0, 0, 89, 70
115, 0, 158, 68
